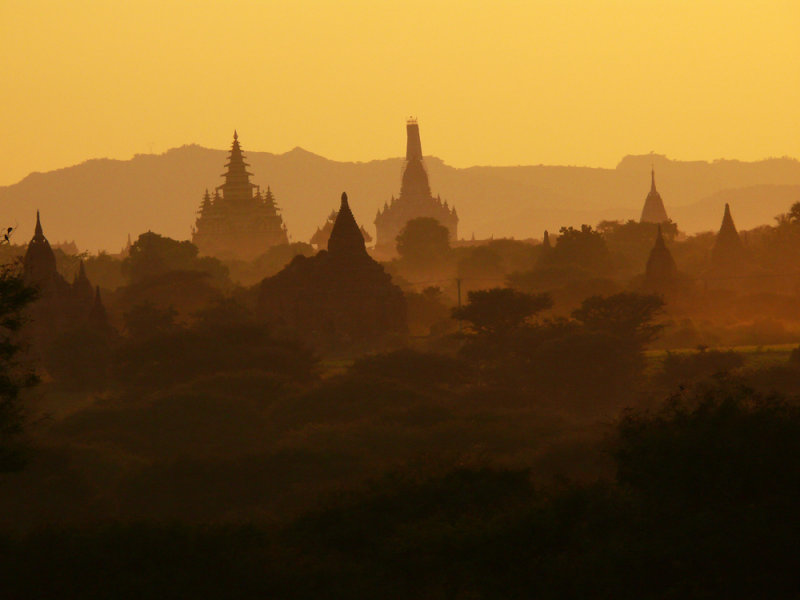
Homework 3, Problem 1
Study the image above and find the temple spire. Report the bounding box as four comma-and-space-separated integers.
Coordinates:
87, 285, 112, 333
720, 203, 736, 233
72, 260, 94, 308
644, 224, 678, 292
76, 260, 87, 281
34, 210, 44, 239
640, 168, 669, 223
328, 192, 367, 257
219, 130, 254, 203
711, 203, 745, 270
399, 118, 431, 199
199, 189, 212, 214
406, 117, 422, 161
23, 210, 58, 283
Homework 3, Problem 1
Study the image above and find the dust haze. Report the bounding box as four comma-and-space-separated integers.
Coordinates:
2, 2, 800, 598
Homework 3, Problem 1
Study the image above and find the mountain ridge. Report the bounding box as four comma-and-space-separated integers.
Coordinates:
2, 146, 799, 252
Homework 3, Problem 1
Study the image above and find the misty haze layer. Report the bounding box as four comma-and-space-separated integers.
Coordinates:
2, 147, 799, 252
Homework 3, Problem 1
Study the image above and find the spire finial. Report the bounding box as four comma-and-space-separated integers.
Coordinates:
34, 210, 43, 238
328, 191, 366, 256
233, 129, 238, 141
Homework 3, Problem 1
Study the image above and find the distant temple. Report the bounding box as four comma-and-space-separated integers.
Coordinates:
23, 212, 110, 339
310, 209, 372, 250
644, 225, 678, 293
259, 192, 406, 349
23, 211, 67, 295
374, 119, 458, 256
192, 131, 288, 260
710, 203, 746, 270
640, 168, 670, 224
542, 230, 552, 251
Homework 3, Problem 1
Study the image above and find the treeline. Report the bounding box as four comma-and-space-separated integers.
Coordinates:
1, 383, 799, 599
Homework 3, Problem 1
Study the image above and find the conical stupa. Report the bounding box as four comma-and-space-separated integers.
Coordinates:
640, 168, 669, 224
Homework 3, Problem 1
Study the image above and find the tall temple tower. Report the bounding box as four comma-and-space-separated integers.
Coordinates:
644, 225, 678, 293
259, 192, 407, 350
374, 119, 458, 256
192, 131, 288, 260
640, 168, 670, 224
711, 203, 746, 270
23, 212, 99, 340
23, 211, 60, 288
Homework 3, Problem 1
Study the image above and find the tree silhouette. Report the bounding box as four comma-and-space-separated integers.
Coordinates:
396, 217, 450, 265
572, 292, 665, 350
547, 224, 613, 273
123, 232, 227, 283
452, 288, 552, 336
0, 264, 38, 471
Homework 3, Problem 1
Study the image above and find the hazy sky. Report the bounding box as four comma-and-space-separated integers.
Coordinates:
2, 0, 799, 186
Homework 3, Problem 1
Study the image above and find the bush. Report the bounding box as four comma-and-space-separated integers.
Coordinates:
659, 349, 744, 388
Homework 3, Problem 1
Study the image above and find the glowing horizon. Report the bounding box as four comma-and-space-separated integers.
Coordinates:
2, 0, 798, 186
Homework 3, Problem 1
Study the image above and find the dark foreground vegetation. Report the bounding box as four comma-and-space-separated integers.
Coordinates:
5, 212, 800, 598
2, 385, 799, 599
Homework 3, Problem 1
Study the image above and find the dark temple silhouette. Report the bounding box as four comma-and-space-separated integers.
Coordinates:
374, 119, 458, 256
258, 192, 406, 349
192, 131, 288, 260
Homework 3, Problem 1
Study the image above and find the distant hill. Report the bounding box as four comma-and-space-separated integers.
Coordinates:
2, 145, 799, 252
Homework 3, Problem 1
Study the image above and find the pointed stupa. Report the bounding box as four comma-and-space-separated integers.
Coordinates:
400, 118, 432, 200
328, 192, 367, 257
72, 260, 94, 307
640, 168, 669, 223
542, 230, 552, 250
374, 119, 458, 255
198, 188, 213, 215
711, 203, 745, 269
23, 211, 58, 284
644, 225, 678, 291
219, 130, 255, 203
264, 186, 278, 210
87, 286, 112, 333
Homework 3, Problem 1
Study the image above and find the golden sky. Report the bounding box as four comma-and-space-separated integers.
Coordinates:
2, 0, 799, 186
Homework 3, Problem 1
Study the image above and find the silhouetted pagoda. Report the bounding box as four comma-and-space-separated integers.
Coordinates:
22, 212, 102, 339
24, 211, 67, 294
310, 209, 372, 249
87, 286, 113, 335
259, 192, 406, 349
644, 225, 678, 293
374, 119, 458, 256
71, 260, 94, 316
192, 131, 288, 260
542, 230, 552, 250
711, 203, 746, 270
640, 168, 670, 224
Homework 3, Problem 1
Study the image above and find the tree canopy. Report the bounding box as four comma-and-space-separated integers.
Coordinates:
0, 265, 38, 471
452, 288, 553, 336
396, 217, 451, 265
123, 232, 228, 283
